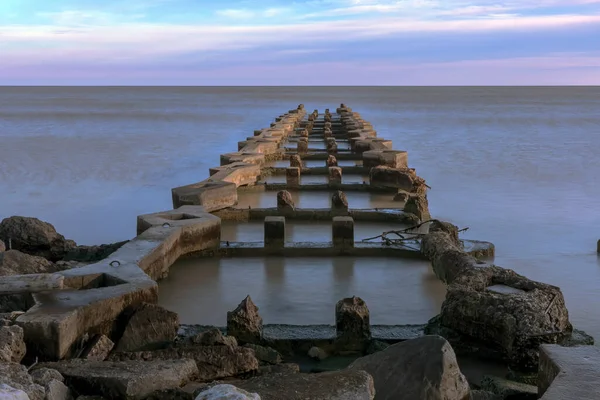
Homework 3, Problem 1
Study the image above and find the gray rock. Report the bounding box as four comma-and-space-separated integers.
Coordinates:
0, 363, 45, 400
480, 375, 537, 399
365, 340, 389, 355
195, 385, 260, 400
45, 380, 72, 400
191, 329, 237, 348
347, 335, 470, 400
220, 370, 374, 400
0, 240, 5, 252
81, 335, 114, 361
0, 325, 26, 363
30, 368, 64, 386
0, 217, 76, 262
335, 296, 371, 352
243, 344, 281, 365
227, 296, 263, 345
37, 359, 198, 399
110, 345, 259, 382
115, 303, 179, 352
0, 250, 57, 277
0, 384, 30, 400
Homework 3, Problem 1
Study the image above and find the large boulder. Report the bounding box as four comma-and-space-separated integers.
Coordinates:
347, 335, 470, 400
206, 369, 375, 400
191, 328, 237, 348
0, 325, 26, 363
35, 359, 198, 399
0, 250, 57, 277
0, 363, 45, 400
227, 296, 263, 345
115, 303, 179, 352
0, 217, 76, 262
110, 345, 259, 382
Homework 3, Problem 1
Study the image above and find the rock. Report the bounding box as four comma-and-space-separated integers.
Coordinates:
404, 193, 431, 221
220, 369, 374, 400
191, 329, 237, 348
421, 231, 476, 284
331, 191, 348, 210
0, 384, 30, 400
347, 335, 469, 400
429, 220, 460, 247
307, 347, 328, 361
369, 167, 420, 192
335, 297, 371, 352
243, 344, 281, 365
81, 335, 114, 361
110, 345, 259, 382
470, 390, 502, 400
325, 139, 337, 154
0, 325, 26, 363
0, 241, 5, 252
0, 250, 57, 277
195, 385, 260, 400
36, 359, 198, 399
328, 167, 342, 184
29, 368, 63, 387
0, 217, 76, 262
392, 191, 409, 202
45, 380, 72, 400
227, 296, 263, 344
256, 363, 299, 376
0, 363, 45, 400
141, 388, 192, 400
365, 340, 389, 355
62, 242, 128, 263
276, 191, 295, 212
326, 155, 338, 167
480, 375, 537, 399
115, 303, 179, 352
75, 397, 105, 400
289, 155, 302, 168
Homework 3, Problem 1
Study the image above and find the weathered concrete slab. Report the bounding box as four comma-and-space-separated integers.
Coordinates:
220, 152, 265, 166
0, 273, 64, 295
171, 180, 237, 211
37, 359, 198, 399
538, 345, 600, 400
363, 150, 408, 169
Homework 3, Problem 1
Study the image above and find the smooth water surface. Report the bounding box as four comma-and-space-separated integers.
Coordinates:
1, 87, 599, 335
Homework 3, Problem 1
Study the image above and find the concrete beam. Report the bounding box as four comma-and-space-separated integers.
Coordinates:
171, 180, 237, 211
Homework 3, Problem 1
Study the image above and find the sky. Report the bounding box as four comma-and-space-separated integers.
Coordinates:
0, 0, 599, 85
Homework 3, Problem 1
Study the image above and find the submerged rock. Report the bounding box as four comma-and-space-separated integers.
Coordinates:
0, 384, 30, 400
348, 335, 470, 400
0, 217, 75, 262
115, 303, 179, 352
243, 344, 281, 365
227, 296, 263, 345
192, 329, 237, 348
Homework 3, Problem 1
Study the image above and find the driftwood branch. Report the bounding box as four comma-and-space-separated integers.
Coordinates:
360, 219, 469, 246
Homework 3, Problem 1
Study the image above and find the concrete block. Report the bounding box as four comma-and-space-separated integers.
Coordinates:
363, 150, 408, 169
264, 217, 285, 248
209, 162, 261, 187
332, 216, 354, 248
286, 167, 300, 187
171, 180, 237, 211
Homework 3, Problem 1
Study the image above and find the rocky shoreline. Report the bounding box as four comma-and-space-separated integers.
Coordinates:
0, 104, 597, 399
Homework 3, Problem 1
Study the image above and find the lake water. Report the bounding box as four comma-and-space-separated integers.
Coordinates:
1, 87, 599, 335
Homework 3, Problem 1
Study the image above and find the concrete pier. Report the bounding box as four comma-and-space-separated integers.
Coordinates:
264, 216, 285, 248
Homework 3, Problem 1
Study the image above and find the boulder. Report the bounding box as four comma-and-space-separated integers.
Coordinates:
0, 363, 45, 400
30, 369, 64, 386
215, 369, 374, 400
347, 335, 470, 400
335, 297, 371, 352
110, 345, 258, 382
331, 191, 348, 210
115, 303, 179, 352
0, 251, 57, 277
44, 380, 72, 400
0, 325, 26, 363
276, 191, 295, 212
195, 384, 260, 400
0, 384, 30, 400
0, 240, 5, 252
35, 359, 198, 399
289, 155, 302, 168
326, 155, 338, 167
0, 217, 76, 262
191, 329, 237, 348
80, 335, 114, 361
404, 193, 431, 221
227, 296, 263, 344
243, 344, 281, 365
